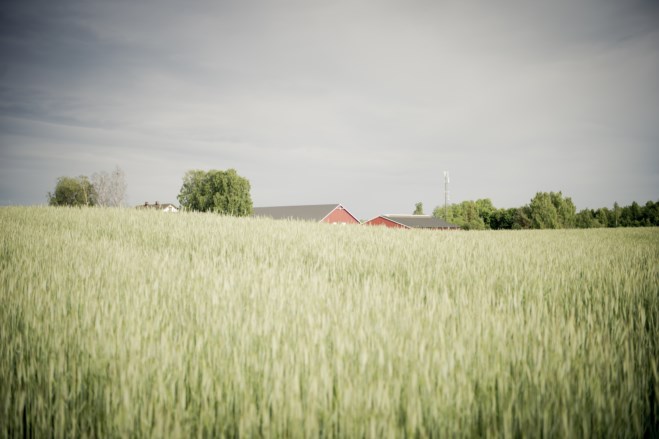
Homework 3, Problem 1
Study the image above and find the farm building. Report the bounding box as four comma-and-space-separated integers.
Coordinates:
136, 201, 179, 212
252, 204, 359, 224
364, 214, 460, 230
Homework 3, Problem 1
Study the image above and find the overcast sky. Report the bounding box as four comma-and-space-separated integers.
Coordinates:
1, 0, 658, 218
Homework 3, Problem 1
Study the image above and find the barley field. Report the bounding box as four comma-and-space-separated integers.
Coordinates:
1, 207, 657, 437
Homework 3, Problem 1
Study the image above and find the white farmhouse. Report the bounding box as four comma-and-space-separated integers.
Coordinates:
136, 201, 179, 212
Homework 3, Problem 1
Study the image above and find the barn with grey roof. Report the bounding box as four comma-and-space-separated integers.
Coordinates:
364, 214, 459, 230
252, 204, 359, 224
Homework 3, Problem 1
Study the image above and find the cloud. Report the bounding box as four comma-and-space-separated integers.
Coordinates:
1, 0, 658, 215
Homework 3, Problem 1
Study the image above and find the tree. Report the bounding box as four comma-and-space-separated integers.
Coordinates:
529, 192, 559, 229
527, 191, 575, 229
550, 192, 576, 228
490, 208, 516, 230
576, 209, 594, 228
512, 206, 532, 229
177, 170, 207, 212
413, 202, 424, 215
177, 169, 253, 216
92, 166, 127, 207
629, 201, 642, 226
643, 201, 659, 226
433, 205, 448, 221
475, 198, 495, 229
48, 176, 97, 207
460, 201, 485, 230
433, 201, 484, 229
596, 208, 611, 228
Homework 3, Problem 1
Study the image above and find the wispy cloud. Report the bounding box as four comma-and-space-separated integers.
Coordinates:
1, 0, 657, 214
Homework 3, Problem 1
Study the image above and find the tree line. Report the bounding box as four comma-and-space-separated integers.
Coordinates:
49, 168, 656, 229
47, 167, 253, 215
428, 192, 659, 230
48, 166, 127, 207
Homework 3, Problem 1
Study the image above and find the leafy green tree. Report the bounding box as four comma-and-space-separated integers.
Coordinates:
177, 170, 207, 211
513, 206, 533, 229
436, 203, 463, 227
475, 198, 495, 229
448, 203, 462, 223
596, 208, 611, 228
576, 209, 594, 228
433, 204, 455, 222
629, 201, 642, 226
433, 206, 443, 221
460, 201, 486, 230
576, 209, 609, 228
529, 192, 560, 229
619, 205, 631, 227
490, 208, 517, 230
205, 169, 253, 215
433, 201, 484, 230
526, 191, 575, 229
177, 169, 253, 216
550, 192, 576, 228
413, 202, 424, 215
643, 201, 659, 226
48, 176, 97, 207
434, 203, 454, 225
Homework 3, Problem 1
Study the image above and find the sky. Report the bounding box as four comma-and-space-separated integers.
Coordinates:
1, 0, 658, 219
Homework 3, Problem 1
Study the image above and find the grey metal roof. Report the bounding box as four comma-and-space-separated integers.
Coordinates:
252, 204, 341, 222
381, 215, 460, 229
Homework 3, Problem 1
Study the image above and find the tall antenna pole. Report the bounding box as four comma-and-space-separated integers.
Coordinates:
443, 171, 450, 220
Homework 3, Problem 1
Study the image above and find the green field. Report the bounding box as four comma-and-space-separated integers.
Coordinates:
1, 207, 657, 437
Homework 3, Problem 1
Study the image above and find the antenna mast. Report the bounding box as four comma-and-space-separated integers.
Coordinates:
443, 171, 450, 220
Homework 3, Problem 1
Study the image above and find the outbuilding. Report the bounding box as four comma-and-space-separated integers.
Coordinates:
364, 214, 459, 230
252, 204, 359, 224
136, 201, 179, 212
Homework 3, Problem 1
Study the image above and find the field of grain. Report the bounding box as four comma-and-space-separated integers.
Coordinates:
1, 207, 657, 437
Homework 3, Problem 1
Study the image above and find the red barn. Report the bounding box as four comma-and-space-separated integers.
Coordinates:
364, 214, 460, 230
252, 204, 359, 224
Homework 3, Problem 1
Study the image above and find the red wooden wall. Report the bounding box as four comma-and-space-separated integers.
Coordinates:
363, 216, 408, 229
322, 207, 360, 224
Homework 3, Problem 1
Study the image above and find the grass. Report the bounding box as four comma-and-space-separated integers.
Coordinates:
1, 206, 658, 437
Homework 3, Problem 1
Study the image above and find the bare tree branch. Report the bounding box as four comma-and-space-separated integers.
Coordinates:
92, 166, 127, 207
